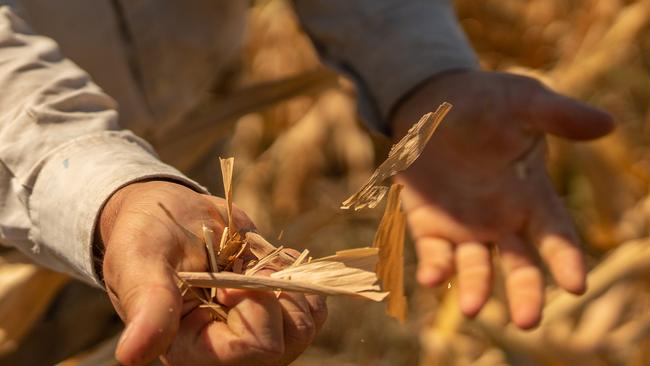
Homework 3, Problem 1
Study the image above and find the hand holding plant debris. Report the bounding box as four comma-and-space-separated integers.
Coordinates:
97, 181, 326, 366
391, 70, 615, 329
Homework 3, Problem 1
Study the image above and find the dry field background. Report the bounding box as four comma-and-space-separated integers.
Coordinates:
1, 0, 650, 365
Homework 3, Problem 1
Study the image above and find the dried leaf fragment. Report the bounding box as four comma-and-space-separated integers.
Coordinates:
179, 245, 387, 302
175, 156, 392, 319
202, 224, 218, 273
373, 184, 407, 323
219, 157, 235, 234
341, 102, 452, 210
273, 248, 386, 300
202, 224, 219, 299
245, 232, 296, 270
179, 268, 387, 302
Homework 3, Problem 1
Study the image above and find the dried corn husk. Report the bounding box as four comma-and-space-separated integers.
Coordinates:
341, 102, 451, 210
373, 184, 408, 323
179, 247, 387, 301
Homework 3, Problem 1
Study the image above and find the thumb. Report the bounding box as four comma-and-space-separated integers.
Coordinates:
526, 88, 615, 140
103, 238, 183, 365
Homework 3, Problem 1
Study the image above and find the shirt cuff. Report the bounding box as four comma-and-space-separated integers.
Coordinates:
28, 132, 206, 287
297, 0, 479, 135
356, 3, 479, 134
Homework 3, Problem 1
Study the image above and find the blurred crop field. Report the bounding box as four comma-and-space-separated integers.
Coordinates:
1, 0, 650, 365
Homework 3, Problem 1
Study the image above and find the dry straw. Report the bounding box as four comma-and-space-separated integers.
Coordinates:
177, 104, 451, 320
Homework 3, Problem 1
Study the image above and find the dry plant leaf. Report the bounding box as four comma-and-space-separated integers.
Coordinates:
202, 224, 219, 273
220, 157, 235, 234
202, 224, 218, 299
179, 248, 386, 301
177, 157, 391, 317
245, 232, 297, 267
246, 245, 287, 275
290, 249, 310, 267
218, 227, 229, 256
272, 248, 387, 301
341, 102, 452, 210
373, 184, 407, 323
313, 247, 379, 271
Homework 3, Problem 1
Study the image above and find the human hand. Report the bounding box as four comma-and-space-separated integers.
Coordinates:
391, 70, 614, 328
98, 181, 327, 365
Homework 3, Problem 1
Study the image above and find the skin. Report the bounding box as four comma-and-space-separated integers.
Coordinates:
98, 69, 614, 364
99, 181, 327, 366
391, 70, 615, 329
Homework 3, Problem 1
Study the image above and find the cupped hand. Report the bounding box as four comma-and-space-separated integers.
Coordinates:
98, 181, 327, 365
392, 70, 614, 328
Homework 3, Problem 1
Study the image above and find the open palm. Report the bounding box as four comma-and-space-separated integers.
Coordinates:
392, 71, 614, 328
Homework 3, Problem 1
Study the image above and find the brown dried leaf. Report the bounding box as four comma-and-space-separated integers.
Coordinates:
373, 184, 407, 323
341, 102, 452, 210
216, 236, 246, 271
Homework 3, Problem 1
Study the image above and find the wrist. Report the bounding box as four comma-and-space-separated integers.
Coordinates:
98, 183, 133, 247
389, 68, 477, 138
93, 182, 137, 284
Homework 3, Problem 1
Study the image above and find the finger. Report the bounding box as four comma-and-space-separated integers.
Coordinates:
163, 308, 215, 366
529, 192, 586, 294
456, 241, 492, 317
305, 294, 328, 331
277, 292, 318, 364
104, 245, 182, 366
415, 237, 454, 287
527, 87, 614, 141
165, 289, 285, 366
497, 236, 544, 329
209, 289, 284, 365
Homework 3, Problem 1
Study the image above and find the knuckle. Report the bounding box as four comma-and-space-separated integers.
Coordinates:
279, 293, 321, 346
243, 339, 285, 363
291, 310, 317, 341
309, 298, 328, 328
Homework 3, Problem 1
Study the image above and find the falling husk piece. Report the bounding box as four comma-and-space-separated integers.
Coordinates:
341, 102, 452, 210
179, 248, 387, 301
373, 184, 408, 323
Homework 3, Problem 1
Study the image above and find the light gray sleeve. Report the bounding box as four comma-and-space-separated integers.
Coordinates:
0, 4, 205, 286
292, 0, 479, 134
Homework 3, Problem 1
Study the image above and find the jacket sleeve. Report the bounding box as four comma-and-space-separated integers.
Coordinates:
0, 3, 204, 286
292, 0, 479, 134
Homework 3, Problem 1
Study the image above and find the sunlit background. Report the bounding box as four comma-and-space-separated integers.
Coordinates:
1, 0, 649, 365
